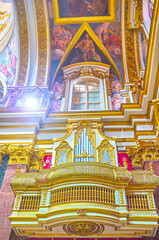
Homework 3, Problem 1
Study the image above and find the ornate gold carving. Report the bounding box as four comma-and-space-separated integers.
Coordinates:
127, 139, 159, 167
0, 144, 45, 169
55, 141, 73, 166
74, 123, 83, 147
8, 144, 34, 165
74, 150, 94, 158
66, 66, 109, 82
29, 150, 45, 170
16, 165, 21, 173
53, 123, 73, 143
124, 0, 139, 83
148, 192, 155, 209
14, 193, 21, 210
42, 190, 47, 206
15, 0, 29, 86
152, 99, 159, 126
86, 122, 96, 148
0, 144, 8, 164
97, 140, 115, 165
34, 0, 48, 86
128, 79, 144, 103
123, 157, 128, 169
77, 209, 87, 216
119, 189, 124, 205
63, 221, 104, 236
74, 120, 96, 148
149, 162, 154, 171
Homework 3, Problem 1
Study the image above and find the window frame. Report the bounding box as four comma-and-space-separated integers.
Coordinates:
68, 76, 105, 111
72, 80, 101, 110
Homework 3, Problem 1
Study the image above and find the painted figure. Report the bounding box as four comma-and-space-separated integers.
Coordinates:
111, 75, 123, 110
0, 37, 17, 85
75, 34, 95, 62
148, 0, 154, 19
101, 24, 121, 58
52, 26, 72, 60
74, 34, 101, 62
141, 38, 148, 66
112, 93, 122, 110
50, 81, 62, 112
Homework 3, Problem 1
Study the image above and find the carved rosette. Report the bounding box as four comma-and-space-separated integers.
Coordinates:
63, 221, 104, 236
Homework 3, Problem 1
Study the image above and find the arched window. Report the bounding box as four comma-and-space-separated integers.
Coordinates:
72, 80, 100, 110
63, 64, 111, 112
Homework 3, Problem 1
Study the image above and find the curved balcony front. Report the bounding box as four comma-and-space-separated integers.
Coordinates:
10, 162, 159, 238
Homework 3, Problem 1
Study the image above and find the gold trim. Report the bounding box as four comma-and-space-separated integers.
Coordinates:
34, 0, 49, 86
15, 0, 29, 86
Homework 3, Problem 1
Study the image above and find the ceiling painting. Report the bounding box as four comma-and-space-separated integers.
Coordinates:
58, 0, 109, 18
53, 0, 116, 24
0, 35, 17, 86
46, 0, 155, 112
0, 0, 14, 54
51, 23, 122, 87
0, 0, 17, 87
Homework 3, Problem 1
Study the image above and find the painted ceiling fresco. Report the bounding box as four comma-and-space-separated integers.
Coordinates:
57, 0, 109, 18
48, 0, 123, 112
47, 0, 154, 112
0, 0, 18, 88
0, 0, 154, 111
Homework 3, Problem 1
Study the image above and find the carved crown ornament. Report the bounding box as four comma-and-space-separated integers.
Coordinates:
65, 66, 109, 81
0, 144, 45, 170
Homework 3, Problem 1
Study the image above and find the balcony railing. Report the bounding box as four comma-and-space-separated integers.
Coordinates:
19, 196, 41, 211
50, 186, 115, 205
127, 194, 149, 210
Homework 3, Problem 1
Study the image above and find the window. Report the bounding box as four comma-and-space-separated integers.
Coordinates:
72, 81, 100, 110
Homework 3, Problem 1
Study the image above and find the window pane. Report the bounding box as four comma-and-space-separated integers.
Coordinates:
88, 92, 94, 97
95, 92, 99, 97
79, 97, 85, 103
80, 93, 85, 97
88, 97, 94, 102
95, 104, 100, 109
95, 97, 100, 102
72, 104, 85, 110
72, 97, 79, 103
88, 85, 93, 91
94, 85, 99, 91
79, 86, 85, 92
88, 104, 95, 109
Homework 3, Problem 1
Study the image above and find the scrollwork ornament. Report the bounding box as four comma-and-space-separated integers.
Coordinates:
55, 141, 73, 166
97, 140, 115, 165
